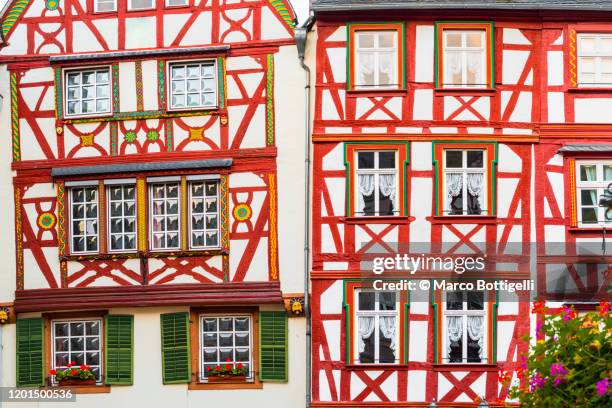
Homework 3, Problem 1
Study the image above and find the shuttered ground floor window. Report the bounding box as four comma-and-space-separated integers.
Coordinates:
16, 314, 134, 388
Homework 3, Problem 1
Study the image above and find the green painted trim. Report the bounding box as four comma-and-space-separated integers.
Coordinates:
434, 21, 495, 89
343, 141, 410, 216
11, 71, 20, 162
64, 109, 218, 124
217, 57, 225, 109
492, 291, 499, 364
403, 292, 410, 365
112, 64, 120, 114
158, 60, 167, 109
268, 0, 295, 29
346, 22, 407, 90
430, 286, 438, 363
431, 141, 498, 216
164, 119, 173, 152
109, 122, 118, 156
2, 0, 30, 37
54, 67, 63, 120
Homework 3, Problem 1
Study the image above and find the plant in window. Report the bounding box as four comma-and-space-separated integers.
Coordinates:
206, 357, 248, 378
50, 362, 96, 386
508, 302, 611, 407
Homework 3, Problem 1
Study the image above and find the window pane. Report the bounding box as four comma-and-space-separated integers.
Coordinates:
581, 189, 598, 206
579, 37, 596, 53
167, 0, 187, 6
358, 316, 375, 363
604, 165, 612, 181
357, 32, 374, 48
170, 61, 216, 109
378, 174, 396, 216
358, 291, 375, 310
447, 316, 463, 363
466, 52, 483, 85
445, 32, 462, 47
466, 316, 483, 363
53, 320, 102, 382
378, 152, 395, 169
580, 165, 597, 181
130, 0, 153, 9
357, 52, 374, 86
467, 292, 484, 310
357, 152, 375, 169
378, 52, 395, 85
379, 292, 396, 310
446, 151, 463, 168
446, 51, 463, 85
467, 151, 484, 168
466, 31, 482, 48
378, 317, 396, 363
601, 37, 612, 53
582, 208, 598, 224
446, 291, 463, 310
378, 31, 395, 48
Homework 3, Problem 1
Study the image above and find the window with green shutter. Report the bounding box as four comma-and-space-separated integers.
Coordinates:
259, 311, 288, 382
105, 315, 133, 385
16, 318, 45, 387
160, 312, 191, 384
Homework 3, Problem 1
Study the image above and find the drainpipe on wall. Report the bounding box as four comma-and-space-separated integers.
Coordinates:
295, 14, 314, 408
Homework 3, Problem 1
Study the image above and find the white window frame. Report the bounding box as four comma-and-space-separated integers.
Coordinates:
354, 30, 399, 89
355, 150, 399, 217
94, 0, 116, 12
63, 66, 112, 119
577, 33, 612, 87
128, 0, 154, 10
576, 160, 612, 227
199, 314, 253, 382
353, 289, 400, 364
443, 149, 488, 216
68, 183, 99, 255
442, 30, 487, 88
166, 0, 188, 6
442, 291, 488, 364
51, 318, 103, 384
106, 182, 138, 253
167, 59, 218, 111
188, 179, 221, 250
148, 181, 181, 251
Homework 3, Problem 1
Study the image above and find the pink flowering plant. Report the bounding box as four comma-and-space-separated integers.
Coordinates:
508, 301, 611, 407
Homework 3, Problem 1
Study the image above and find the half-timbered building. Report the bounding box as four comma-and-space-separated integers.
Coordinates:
0, 0, 307, 406
306, 0, 611, 406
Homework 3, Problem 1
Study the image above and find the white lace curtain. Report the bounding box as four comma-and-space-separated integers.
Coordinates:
467, 173, 484, 198
358, 53, 374, 85
446, 316, 462, 357
379, 174, 397, 211
466, 53, 482, 83
379, 316, 396, 353
378, 53, 394, 85
446, 173, 463, 200
467, 316, 484, 358
358, 316, 375, 353
357, 174, 375, 214
447, 52, 462, 76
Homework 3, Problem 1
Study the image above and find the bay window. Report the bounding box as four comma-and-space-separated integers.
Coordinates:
354, 289, 399, 364
444, 149, 487, 215
442, 291, 487, 364
356, 151, 398, 216
576, 161, 612, 226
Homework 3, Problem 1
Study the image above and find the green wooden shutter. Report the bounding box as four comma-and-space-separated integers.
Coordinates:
105, 315, 134, 385
160, 312, 191, 384
16, 318, 44, 387
259, 311, 288, 381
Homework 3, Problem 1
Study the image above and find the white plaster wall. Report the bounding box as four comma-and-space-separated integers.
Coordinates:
2, 308, 305, 408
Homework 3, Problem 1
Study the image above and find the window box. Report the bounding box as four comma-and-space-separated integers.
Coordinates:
206, 375, 247, 383
435, 22, 494, 90
347, 23, 406, 91
58, 379, 97, 387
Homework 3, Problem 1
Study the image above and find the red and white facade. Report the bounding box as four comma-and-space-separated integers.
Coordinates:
307, 3, 611, 407
0, 0, 307, 406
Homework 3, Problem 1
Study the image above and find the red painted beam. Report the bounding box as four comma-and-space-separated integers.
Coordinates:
14, 281, 282, 312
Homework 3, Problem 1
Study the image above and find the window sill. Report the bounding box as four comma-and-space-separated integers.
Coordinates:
61, 248, 227, 261
568, 226, 611, 234
344, 216, 414, 224
433, 363, 497, 372
429, 215, 497, 224
188, 380, 262, 390
434, 88, 496, 96
41, 385, 111, 394
346, 89, 408, 98
567, 87, 612, 93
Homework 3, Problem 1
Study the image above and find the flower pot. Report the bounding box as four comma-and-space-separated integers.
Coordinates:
207, 375, 247, 383
58, 378, 97, 387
